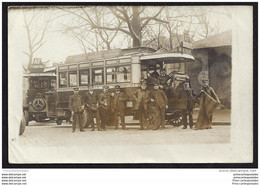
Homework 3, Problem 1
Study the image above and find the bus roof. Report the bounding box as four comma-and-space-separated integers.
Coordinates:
140, 52, 195, 63
23, 73, 56, 77
65, 47, 156, 64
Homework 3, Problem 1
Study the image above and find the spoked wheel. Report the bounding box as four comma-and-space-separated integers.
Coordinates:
168, 110, 183, 127
145, 108, 157, 130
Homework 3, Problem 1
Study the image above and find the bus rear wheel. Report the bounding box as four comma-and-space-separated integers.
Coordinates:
56, 119, 62, 125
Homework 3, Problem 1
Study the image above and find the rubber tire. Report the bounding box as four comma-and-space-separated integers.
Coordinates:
56, 119, 62, 125
145, 108, 157, 130
24, 110, 29, 126
19, 116, 26, 135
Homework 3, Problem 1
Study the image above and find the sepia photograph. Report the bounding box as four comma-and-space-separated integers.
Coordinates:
4, 3, 256, 166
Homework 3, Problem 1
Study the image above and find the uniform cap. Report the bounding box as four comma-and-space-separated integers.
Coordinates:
115, 85, 120, 89
103, 86, 109, 89
73, 87, 79, 91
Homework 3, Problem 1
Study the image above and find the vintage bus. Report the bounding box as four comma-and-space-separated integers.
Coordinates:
55, 46, 195, 128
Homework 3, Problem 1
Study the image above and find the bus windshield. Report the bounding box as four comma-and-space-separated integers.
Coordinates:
29, 77, 50, 89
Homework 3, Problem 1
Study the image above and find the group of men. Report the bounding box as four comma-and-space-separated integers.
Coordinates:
69, 69, 220, 132
69, 84, 127, 132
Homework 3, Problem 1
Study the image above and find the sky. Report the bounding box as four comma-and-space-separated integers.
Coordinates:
8, 6, 232, 67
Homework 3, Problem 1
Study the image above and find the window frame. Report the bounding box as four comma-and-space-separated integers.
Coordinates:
79, 69, 90, 86
92, 67, 104, 85
106, 66, 117, 84
68, 70, 78, 87
59, 71, 68, 88
105, 65, 131, 84
116, 65, 131, 83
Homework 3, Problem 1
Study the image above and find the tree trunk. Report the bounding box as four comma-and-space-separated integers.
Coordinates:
169, 32, 173, 50
131, 7, 142, 47
106, 42, 111, 50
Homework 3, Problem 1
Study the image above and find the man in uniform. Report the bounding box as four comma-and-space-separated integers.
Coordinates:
151, 82, 168, 130
98, 86, 111, 130
69, 87, 85, 132
158, 69, 170, 90
178, 81, 197, 129
112, 85, 127, 130
133, 81, 151, 130
84, 85, 102, 131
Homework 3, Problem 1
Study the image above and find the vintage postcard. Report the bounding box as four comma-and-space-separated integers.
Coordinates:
5, 4, 256, 165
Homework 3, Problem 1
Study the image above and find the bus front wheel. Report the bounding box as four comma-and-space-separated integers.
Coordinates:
19, 115, 26, 135
24, 110, 29, 126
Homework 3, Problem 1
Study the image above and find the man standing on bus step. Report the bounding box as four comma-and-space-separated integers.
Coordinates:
145, 72, 158, 90
84, 85, 102, 131
151, 82, 168, 130
69, 87, 85, 132
132, 81, 151, 130
98, 86, 111, 131
112, 85, 127, 130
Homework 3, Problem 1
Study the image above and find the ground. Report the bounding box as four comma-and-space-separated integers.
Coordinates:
9, 119, 230, 163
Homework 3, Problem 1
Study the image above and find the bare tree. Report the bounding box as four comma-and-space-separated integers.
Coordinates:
60, 6, 168, 48
195, 7, 227, 39
144, 7, 202, 51
59, 7, 120, 52
22, 9, 53, 67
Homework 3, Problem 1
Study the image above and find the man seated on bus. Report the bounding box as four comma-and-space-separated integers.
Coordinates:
151, 69, 159, 79
69, 87, 85, 132
158, 68, 170, 90
83, 85, 102, 131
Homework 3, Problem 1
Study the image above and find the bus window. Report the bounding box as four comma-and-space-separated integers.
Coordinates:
106, 67, 116, 83
165, 63, 184, 73
41, 81, 48, 88
59, 72, 67, 88
79, 69, 89, 86
117, 66, 131, 83
92, 68, 104, 85
68, 71, 77, 87
30, 78, 40, 88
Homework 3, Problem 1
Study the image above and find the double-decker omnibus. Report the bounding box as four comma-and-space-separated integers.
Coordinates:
56, 47, 195, 128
